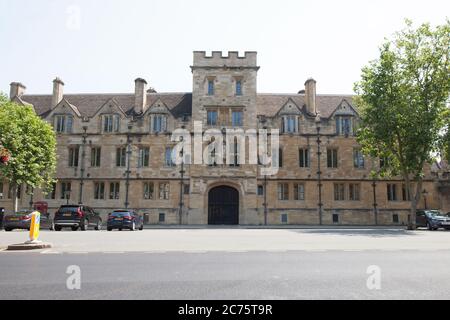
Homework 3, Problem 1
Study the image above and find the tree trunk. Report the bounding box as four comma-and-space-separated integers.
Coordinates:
11, 183, 18, 213
407, 177, 423, 230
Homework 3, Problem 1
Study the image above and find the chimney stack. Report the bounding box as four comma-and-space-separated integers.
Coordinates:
52, 77, 65, 107
9, 82, 26, 100
304, 78, 317, 115
134, 78, 148, 114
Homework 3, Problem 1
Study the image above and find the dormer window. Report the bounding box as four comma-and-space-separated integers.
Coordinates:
336, 116, 353, 136
152, 114, 168, 133
103, 114, 120, 133
55, 115, 73, 133
281, 116, 298, 133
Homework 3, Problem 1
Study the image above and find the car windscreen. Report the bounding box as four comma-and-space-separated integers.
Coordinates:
426, 211, 441, 217
111, 212, 131, 217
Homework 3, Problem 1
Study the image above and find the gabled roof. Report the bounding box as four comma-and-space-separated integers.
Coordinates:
21, 93, 193, 119
20, 92, 353, 120
256, 94, 356, 119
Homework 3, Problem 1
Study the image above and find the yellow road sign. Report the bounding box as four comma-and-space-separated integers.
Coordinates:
29, 211, 40, 242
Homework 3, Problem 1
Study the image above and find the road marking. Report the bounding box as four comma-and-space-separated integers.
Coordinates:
67, 252, 89, 254
41, 249, 62, 255
102, 251, 125, 254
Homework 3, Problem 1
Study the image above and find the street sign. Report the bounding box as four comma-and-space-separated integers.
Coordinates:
29, 211, 41, 242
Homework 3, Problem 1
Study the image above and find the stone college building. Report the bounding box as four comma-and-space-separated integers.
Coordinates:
2, 51, 449, 226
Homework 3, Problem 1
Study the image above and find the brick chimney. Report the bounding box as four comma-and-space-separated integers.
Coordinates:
52, 77, 65, 107
134, 78, 148, 114
9, 82, 26, 100
305, 78, 317, 115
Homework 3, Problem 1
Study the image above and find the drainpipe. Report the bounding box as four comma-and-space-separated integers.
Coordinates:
264, 174, 268, 226
316, 119, 323, 225
124, 124, 133, 209
372, 178, 378, 225
179, 148, 185, 225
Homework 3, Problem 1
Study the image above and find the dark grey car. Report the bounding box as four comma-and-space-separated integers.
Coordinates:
416, 210, 450, 230
3, 210, 54, 231
107, 210, 144, 231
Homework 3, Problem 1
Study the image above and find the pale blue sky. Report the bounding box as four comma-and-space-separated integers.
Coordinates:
0, 0, 448, 96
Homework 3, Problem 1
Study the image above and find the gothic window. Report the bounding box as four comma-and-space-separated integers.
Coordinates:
143, 182, 154, 200
294, 183, 305, 201
94, 182, 105, 200
278, 183, 289, 200
336, 116, 353, 136
208, 80, 215, 95
232, 111, 243, 127
91, 147, 101, 167
353, 148, 365, 169
236, 80, 242, 96
282, 116, 298, 133
349, 184, 361, 201
138, 147, 150, 167
207, 110, 218, 126
68, 146, 80, 167
299, 148, 310, 168
334, 183, 345, 201
327, 148, 338, 168
116, 147, 127, 167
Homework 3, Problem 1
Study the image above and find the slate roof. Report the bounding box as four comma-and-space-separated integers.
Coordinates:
20, 92, 354, 119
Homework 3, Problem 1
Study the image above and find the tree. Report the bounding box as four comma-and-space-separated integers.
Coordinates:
0, 94, 57, 212
355, 20, 450, 229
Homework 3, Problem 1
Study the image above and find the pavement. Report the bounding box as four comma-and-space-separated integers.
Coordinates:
1, 228, 449, 300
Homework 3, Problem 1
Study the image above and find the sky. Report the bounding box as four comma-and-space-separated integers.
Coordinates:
0, 0, 448, 96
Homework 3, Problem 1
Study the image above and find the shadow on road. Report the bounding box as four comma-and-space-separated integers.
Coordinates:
288, 229, 424, 238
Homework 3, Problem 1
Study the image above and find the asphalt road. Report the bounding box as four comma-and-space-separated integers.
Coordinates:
1, 228, 450, 300
1, 250, 450, 300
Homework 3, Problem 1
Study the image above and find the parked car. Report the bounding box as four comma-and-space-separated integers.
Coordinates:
54, 205, 102, 231
416, 210, 450, 230
107, 210, 144, 231
3, 210, 54, 231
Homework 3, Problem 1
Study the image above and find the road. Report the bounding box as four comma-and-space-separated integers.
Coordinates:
1, 228, 450, 300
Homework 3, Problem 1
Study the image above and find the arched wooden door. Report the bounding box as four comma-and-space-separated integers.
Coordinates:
208, 186, 239, 225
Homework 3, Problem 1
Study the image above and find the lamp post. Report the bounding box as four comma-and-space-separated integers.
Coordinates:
65, 190, 71, 205
124, 124, 133, 209
315, 114, 323, 225
79, 126, 88, 205
178, 146, 185, 225
422, 189, 428, 210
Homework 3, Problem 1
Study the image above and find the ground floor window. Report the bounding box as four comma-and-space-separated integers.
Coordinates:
143, 182, 154, 200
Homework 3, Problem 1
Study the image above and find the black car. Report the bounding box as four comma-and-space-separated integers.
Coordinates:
416, 210, 450, 230
54, 205, 102, 231
107, 210, 144, 231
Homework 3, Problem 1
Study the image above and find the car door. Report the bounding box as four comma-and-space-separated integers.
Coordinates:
416, 211, 427, 227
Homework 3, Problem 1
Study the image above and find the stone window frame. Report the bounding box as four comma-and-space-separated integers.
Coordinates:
90, 147, 101, 167
102, 113, 120, 133
143, 181, 154, 200
116, 147, 127, 167
257, 185, 264, 196
54, 114, 73, 134
44, 182, 57, 200
159, 182, 170, 200
151, 114, 168, 133
353, 148, 365, 169
94, 182, 105, 200
68, 145, 80, 168
335, 115, 354, 136
277, 183, 289, 201
281, 115, 299, 134
327, 148, 339, 169
207, 77, 216, 96
294, 183, 306, 201
206, 109, 219, 126
334, 183, 346, 201
109, 182, 120, 200
387, 183, 398, 202
299, 148, 310, 168
138, 146, 150, 168
60, 181, 72, 200
349, 183, 361, 201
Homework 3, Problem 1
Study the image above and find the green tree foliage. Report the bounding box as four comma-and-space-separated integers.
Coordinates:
0, 94, 57, 212
355, 20, 450, 229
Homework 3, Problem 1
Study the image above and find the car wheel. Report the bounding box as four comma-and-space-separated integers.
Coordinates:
95, 221, 102, 231
71, 226, 79, 231
55, 225, 62, 231
4, 228, 12, 232
119, 228, 122, 231
81, 219, 89, 231
427, 222, 433, 231
130, 222, 136, 231
107, 227, 112, 232
139, 224, 144, 231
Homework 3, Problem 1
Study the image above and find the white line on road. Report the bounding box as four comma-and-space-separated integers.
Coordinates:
40, 249, 62, 254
